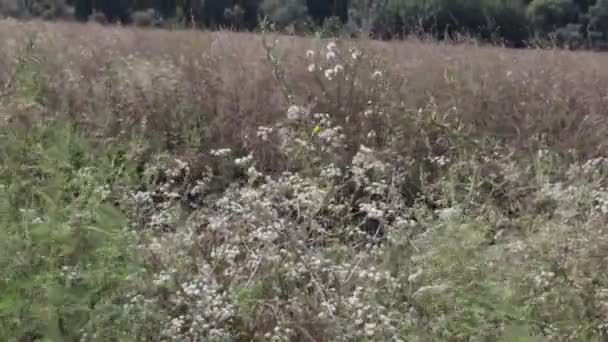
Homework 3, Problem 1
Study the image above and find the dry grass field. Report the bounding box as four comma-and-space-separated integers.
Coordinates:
2, 18, 608, 341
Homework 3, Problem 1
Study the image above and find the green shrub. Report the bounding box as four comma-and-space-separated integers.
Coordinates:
260, 0, 309, 31
554, 23, 584, 48
589, 0, 608, 36
527, 0, 579, 34
0, 122, 155, 341
88, 11, 108, 24
484, 0, 531, 46
0, 0, 28, 18
370, 0, 530, 45
131, 8, 157, 27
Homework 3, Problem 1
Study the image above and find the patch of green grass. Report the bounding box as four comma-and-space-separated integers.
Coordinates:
0, 122, 155, 341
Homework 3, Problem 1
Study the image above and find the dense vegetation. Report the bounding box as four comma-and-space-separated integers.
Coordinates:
2, 0, 608, 48
2, 19, 608, 341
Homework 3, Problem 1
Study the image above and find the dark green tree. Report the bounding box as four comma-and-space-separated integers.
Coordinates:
586, 0, 608, 47
91, 0, 133, 23
155, 0, 176, 19
306, 0, 348, 25
345, 0, 389, 37
526, 0, 579, 34
239, 0, 262, 29
485, 0, 531, 47
177, 0, 200, 24
74, 0, 92, 21
0, 0, 28, 18
202, 0, 233, 28
261, 0, 308, 30
573, 0, 595, 12
589, 0, 608, 34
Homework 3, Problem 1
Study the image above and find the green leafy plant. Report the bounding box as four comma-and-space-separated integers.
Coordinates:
0, 122, 153, 341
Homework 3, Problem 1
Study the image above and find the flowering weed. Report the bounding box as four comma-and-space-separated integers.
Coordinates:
2, 20, 608, 341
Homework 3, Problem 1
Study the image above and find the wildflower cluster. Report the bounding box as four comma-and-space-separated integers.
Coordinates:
4, 22, 608, 342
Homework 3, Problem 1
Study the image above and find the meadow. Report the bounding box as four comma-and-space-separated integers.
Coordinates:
2, 18, 608, 341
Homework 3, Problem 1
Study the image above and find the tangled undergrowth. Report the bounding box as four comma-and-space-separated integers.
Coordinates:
1, 19, 608, 341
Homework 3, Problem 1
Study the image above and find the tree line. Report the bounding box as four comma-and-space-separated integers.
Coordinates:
1, 0, 608, 49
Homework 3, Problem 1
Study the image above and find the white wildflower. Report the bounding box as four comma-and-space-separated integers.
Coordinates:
359, 144, 374, 154
320, 164, 342, 179
324, 68, 335, 80
351, 48, 361, 60
437, 206, 460, 221
407, 268, 423, 283
428, 155, 450, 167
307, 63, 316, 72
257, 126, 274, 141
394, 217, 415, 229
360, 203, 384, 220
327, 41, 337, 51
537, 148, 550, 159
287, 105, 304, 121
371, 70, 383, 79
333, 64, 344, 74
234, 153, 253, 167
247, 166, 262, 182
326, 51, 336, 60
306, 49, 315, 58
210, 148, 232, 157
364, 323, 377, 336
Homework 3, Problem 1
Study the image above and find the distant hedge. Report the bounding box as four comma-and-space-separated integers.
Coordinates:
1, 0, 607, 49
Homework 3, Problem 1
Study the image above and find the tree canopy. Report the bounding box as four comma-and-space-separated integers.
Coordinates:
1, 0, 607, 49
